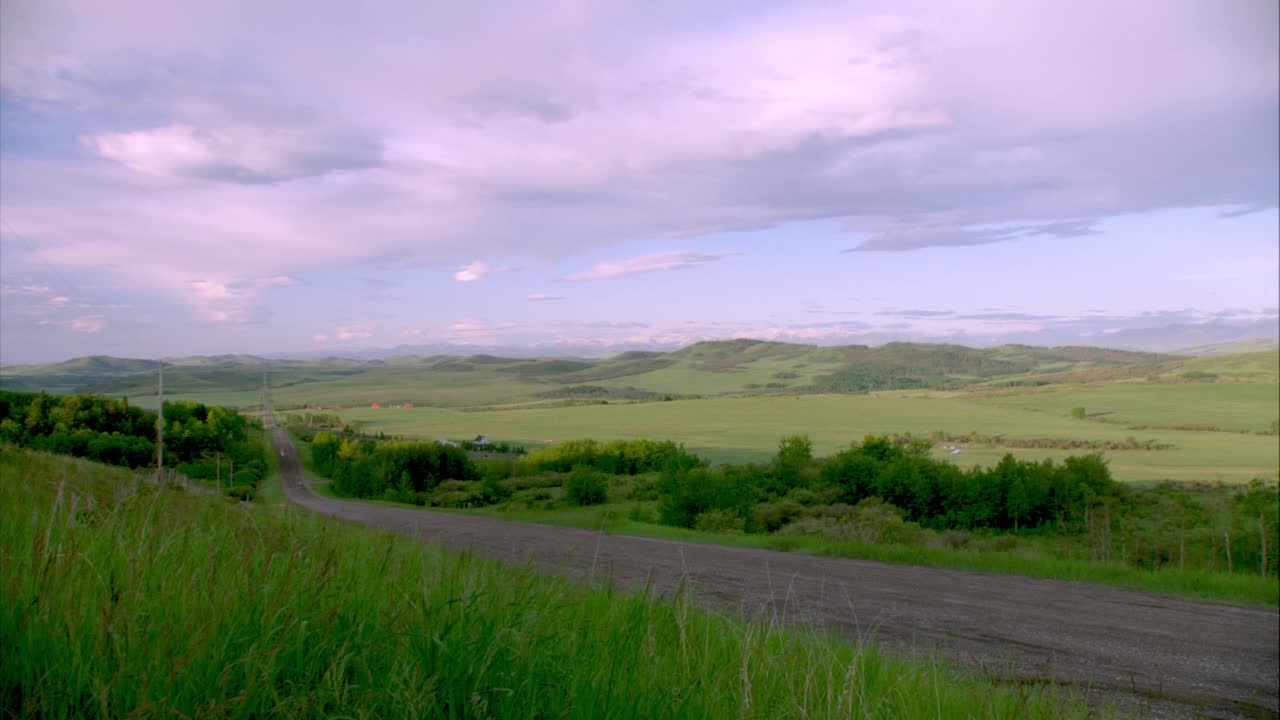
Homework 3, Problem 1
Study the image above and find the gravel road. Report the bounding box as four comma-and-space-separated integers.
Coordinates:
269, 419, 1277, 718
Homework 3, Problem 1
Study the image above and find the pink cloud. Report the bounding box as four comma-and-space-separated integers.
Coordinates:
454, 261, 518, 283
562, 251, 735, 281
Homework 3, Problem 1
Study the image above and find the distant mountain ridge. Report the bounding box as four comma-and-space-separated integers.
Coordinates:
1, 339, 1187, 400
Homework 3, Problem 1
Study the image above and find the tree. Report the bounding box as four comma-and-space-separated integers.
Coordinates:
564, 466, 608, 506
774, 434, 813, 490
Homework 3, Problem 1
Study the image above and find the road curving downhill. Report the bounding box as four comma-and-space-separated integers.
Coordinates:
267, 410, 1278, 719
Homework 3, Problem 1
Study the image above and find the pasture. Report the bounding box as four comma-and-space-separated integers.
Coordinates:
6, 341, 1276, 484
325, 389, 1278, 483
968, 382, 1278, 433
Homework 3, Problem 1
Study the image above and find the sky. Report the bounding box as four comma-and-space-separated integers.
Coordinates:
1, 0, 1277, 364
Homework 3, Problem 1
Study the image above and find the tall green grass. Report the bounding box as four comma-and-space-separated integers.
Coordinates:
1, 447, 1097, 719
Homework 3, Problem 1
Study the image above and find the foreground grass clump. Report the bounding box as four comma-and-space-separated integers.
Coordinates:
0, 447, 1095, 719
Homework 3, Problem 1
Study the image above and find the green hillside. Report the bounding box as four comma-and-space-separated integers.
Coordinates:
1173, 338, 1280, 357
1157, 351, 1279, 383
0, 339, 1227, 410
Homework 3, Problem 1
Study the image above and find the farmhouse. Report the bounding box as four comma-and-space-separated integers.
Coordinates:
473, 435, 491, 448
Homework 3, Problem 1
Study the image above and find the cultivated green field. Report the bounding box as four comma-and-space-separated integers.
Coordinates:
320, 391, 1278, 483
969, 381, 1279, 433
126, 390, 265, 411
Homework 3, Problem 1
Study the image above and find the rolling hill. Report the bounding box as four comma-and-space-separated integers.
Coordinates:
0, 339, 1195, 409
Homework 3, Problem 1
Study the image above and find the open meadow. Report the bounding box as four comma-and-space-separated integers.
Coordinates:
325, 388, 1277, 484
6, 342, 1276, 484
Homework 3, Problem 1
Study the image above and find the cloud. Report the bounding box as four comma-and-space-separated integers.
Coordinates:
562, 251, 735, 281
454, 261, 518, 283
181, 275, 295, 324
4, 0, 1268, 298
0, 0, 1276, 361
875, 308, 955, 318
335, 325, 373, 340
87, 124, 382, 184
0, 283, 52, 296
445, 319, 519, 342
849, 219, 1100, 252
955, 312, 1067, 321
526, 293, 564, 301
254, 275, 299, 288
39, 315, 105, 333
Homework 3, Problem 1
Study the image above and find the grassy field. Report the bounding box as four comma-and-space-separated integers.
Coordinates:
315, 391, 1278, 483
126, 389, 265, 411
1, 446, 1097, 719
5, 342, 1276, 484
969, 382, 1279, 433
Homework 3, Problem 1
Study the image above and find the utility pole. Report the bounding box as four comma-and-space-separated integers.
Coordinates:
156, 364, 164, 479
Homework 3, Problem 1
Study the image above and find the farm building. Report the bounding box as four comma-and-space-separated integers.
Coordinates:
473, 435, 491, 448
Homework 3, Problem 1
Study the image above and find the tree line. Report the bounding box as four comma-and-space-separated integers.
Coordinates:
297, 425, 1277, 576
0, 390, 267, 495
310, 432, 480, 500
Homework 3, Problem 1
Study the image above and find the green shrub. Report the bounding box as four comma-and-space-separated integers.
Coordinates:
625, 476, 659, 501
753, 500, 805, 533
694, 509, 746, 534
627, 504, 657, 524
564, 466, 608, 506
658, 467, 754, 529
225, 485, 255, 502
508, 473, 565, 491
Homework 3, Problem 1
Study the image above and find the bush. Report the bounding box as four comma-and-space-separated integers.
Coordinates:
753, 500, 804, 533
513, 489, 553, 508
776, 498, 923, 545
477, 475, 514, 505
226, 485, 255, 502
521, 438, 701, 475
694, 509, 746, 534
625, 476, 659, 501
508, 474, 565, 491
627, 504, 657, 524
939, 530, 972, 549
658, 467, 754, 530
564, 466, 608, 506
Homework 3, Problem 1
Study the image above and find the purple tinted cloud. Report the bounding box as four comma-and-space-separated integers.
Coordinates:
0, 1, 1275, 355
561, 251, 735, 281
